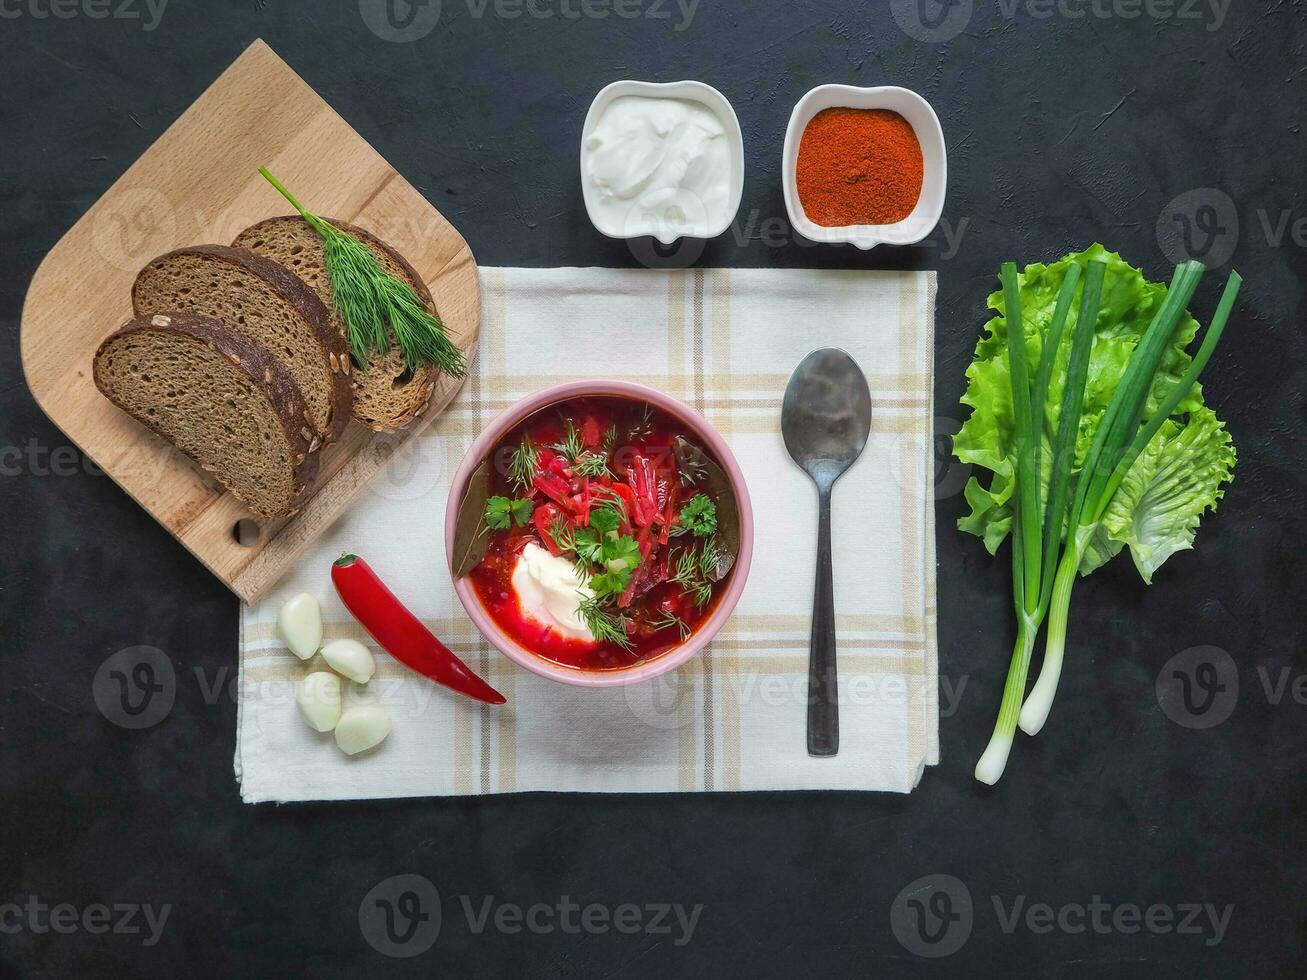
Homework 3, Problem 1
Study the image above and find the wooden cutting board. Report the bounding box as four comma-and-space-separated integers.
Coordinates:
19, 39, 480, 604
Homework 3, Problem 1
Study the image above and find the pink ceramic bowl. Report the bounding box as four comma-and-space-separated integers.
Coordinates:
444, 380, 753, 688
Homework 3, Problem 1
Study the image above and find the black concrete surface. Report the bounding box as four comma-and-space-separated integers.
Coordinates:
2, 1, 1305, 976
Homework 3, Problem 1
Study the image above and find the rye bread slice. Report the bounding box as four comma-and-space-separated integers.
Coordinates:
94, 312, 320, 520
131, 244, 351, 445
233, 216, 442, 431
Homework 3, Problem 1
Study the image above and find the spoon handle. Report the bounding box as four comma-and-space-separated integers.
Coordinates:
807, 485, 839, 756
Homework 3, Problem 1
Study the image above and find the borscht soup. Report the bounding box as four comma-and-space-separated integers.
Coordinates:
453, 396, 741, 671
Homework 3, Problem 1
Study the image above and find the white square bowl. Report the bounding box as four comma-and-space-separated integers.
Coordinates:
580, 79, 745, 245
781, 84, 947, 251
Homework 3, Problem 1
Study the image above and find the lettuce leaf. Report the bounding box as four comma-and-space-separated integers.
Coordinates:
1082, 405, 1235, 582
955, 244, 1230, 582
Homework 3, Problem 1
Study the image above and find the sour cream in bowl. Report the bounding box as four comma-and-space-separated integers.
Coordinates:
580, 80, 745, 245
510, 542, 597, 644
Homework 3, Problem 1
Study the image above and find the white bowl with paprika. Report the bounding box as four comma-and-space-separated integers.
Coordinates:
782, 84, 947, 250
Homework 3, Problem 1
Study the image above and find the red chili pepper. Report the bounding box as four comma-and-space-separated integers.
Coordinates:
331, 554, 506, 705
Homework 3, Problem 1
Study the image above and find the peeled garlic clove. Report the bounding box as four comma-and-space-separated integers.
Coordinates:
335, 705, 391, 756
321, 638, 376, 684
278, 593, 322, 660
297, 671, 342, 733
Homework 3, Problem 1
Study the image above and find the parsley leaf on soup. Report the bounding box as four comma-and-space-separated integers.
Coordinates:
485, 496, 534, 530
678, 494, 718, 537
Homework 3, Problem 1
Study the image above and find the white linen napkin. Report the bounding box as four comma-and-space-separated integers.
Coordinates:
236, 267, 938, 801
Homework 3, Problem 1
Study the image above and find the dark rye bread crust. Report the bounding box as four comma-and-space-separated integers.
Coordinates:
233, 216, 441, 431
130, 244, 353, 445
94, 312, 321, 518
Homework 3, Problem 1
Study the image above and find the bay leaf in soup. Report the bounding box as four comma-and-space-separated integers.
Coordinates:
709, 489, 740, 582
451, 460, 491, 577
675, 436, 739, 581
673, 435, 710, 489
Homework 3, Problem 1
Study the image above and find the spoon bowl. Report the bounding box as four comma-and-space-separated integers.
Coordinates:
782, 348, 873, 755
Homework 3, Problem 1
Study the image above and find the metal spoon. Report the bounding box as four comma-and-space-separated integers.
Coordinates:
782, 349, 873, 757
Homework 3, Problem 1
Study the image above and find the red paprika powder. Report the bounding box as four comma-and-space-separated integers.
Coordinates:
795, 107, 924, 227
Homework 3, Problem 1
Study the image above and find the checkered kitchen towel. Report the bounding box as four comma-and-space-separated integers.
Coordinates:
236, 267, 938, 801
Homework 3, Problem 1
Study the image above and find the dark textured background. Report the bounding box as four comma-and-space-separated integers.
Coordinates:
2, 0, 1305, 976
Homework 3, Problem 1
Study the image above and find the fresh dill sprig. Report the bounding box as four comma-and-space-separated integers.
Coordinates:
669, 545, 714, 607
508, 440, 539, 495
648, 610, 691, 641
589, 485, 629, 527
698, 538, 722, 580
577, 594, 632, 649
547, 513, 576, 554
552, 421, 612, 478
628, 405, 654, 441
258, 168, 466, 378
554, 420, 585, 461
575, 452, 612, 479
602, 424, 619, 453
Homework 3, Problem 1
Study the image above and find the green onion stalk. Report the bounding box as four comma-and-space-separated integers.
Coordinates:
1017, 265, 1242, 737
975, 259, 1101, 785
